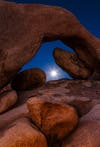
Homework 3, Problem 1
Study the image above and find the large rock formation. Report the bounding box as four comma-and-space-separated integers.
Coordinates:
16, 79, 100, 116
11, 68, 46, 90
0, 1, 100, 147
53, 48, 91, 79
27, 98, 78, 146
0, 0, 100, 88
0, 79, 99, 147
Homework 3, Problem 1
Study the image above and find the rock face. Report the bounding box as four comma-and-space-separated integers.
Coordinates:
62, 104, 100, 147
0, 79, 99, 146
0, 1, 100, 88
17, 79, 100, 116
0, 1, 100, 146
0, 84, 12, 95
0, 90, 17, 113
11, 68, 46, 90
81, 104, 100, 121
62, 121, 100, 147
0, 118, 47, 147
0, 104, 28, 129
27, 98, 78, 145
53, 48, 92, 79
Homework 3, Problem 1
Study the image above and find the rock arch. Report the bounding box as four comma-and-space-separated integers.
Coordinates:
0, 1, 100, 88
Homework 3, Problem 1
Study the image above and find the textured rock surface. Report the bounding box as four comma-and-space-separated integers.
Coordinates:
81, 104, 100, 121
27, 98, 78, 146
0, 104, 28, 129
17, 79, 100, 116
62, 104, 100, 147
11, 68, 46, 90
0, 90, 17, 113
0, 79, 99, 146
53, 48, 92, 79
62, 121, 100, 147
0, 118, 47, 147
0, 84, 12, 95
0, 1, 100, 88
0, 1, 100, 146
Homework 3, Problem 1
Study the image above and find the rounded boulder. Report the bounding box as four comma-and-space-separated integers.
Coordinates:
11, 68, 46, 90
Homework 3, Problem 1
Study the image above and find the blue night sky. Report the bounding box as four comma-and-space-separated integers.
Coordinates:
8, 0, 100, 81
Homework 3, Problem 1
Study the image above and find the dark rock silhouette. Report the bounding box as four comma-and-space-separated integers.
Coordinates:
0, 1, 100, 88
11, 68, 46, 90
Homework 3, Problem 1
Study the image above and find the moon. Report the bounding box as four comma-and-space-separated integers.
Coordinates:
45, 66, 61, 81
50, 70, 58, 78
50, 70, 58, 77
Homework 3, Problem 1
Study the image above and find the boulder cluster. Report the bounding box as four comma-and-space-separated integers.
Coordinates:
0, 1, 100, 147
0, 79, 100, 147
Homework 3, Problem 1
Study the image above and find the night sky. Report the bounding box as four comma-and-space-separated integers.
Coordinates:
8, 0, 100, 81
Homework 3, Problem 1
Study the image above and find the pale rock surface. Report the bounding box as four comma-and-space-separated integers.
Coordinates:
62, 104, 100, 147
0, 118, 47, 147
0, 90, 17, 113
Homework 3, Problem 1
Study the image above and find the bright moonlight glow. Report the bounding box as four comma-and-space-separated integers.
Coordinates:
50, 70, 58, 77
45, 66, 62, 81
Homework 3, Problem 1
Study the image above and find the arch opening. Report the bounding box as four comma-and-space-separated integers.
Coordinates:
20, 40, 73, 81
